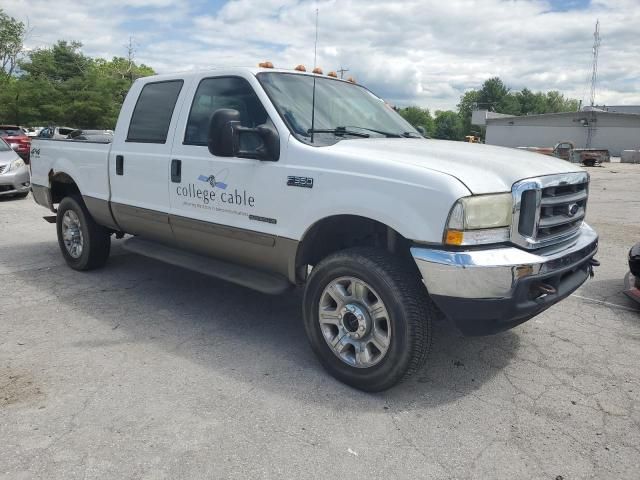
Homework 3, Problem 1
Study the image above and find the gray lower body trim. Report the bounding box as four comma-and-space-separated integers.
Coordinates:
110, 201, 298, 283
31, 184, 54, 211
111, 202, 175, 244
83, 196, 119, 230
169, 215, 298, 282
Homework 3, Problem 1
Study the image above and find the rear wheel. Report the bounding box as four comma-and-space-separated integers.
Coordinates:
56, 195, 111, 270
303, 247, 433, 391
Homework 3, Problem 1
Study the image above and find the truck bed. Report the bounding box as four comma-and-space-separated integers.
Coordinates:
30, 138, 112, 203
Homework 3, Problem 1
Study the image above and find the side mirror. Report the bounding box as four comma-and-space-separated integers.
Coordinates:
416, 126, 426, 137
208, 108, 240, 157
207, 108, 280, 162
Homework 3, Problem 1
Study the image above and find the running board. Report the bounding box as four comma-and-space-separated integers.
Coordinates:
121, 237, 292, 295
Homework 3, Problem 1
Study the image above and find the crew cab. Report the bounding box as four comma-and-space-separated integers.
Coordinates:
30, 66, 598, 391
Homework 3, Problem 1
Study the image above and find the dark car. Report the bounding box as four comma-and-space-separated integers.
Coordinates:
624, 243, 640, 304
0, 125, 31, 163
67, 129, 114, 143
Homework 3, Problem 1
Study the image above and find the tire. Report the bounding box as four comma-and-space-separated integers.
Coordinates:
303, 247, 433, 392
56, 195, 111, 270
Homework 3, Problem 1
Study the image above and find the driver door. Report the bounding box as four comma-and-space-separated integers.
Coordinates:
168, 74, 291, 276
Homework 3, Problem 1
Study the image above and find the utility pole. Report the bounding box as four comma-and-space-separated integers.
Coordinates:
337, 66, 349, 79
587, 20, 601, 148
589, 20, 600, 108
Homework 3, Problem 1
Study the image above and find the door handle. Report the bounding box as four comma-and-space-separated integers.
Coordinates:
115, 155, 124, 175
171, 159, 182, 183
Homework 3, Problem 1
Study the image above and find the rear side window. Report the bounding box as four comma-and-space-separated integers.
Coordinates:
127, 80, 184, 143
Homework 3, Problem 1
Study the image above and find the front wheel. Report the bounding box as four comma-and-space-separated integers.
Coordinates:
56, 195, 111, 270
303, 247, 433, 392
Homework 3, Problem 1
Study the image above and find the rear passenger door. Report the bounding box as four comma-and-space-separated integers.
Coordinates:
109, 79, 187, 244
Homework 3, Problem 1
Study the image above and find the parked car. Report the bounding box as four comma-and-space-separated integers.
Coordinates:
624, 243, 640, 304
0, 124, 31, 163
29, 66, 599, 391
67, 129, 114, 142
0, 137, 30, 198
38, 126, 76, 139
25, 127, 44, 137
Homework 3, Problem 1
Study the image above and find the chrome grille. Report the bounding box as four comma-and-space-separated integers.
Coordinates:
512, 172, 589, 249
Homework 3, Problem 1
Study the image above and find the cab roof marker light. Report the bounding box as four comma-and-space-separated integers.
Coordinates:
327, 71, 337, 78
347, 77, 356, 83
295, 64, 306, 72
258, 61, 274, 68
312, 67, 323, 74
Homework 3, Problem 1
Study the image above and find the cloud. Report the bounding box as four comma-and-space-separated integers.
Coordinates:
3, 0, 639, 110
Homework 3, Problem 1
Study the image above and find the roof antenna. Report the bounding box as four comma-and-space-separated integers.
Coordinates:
310, 8, 319, 144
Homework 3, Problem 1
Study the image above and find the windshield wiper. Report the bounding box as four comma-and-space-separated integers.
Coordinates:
342, 126, 403, 138
307, 127, 370, 138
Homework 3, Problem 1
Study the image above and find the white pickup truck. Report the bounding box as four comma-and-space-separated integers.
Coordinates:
30, 66, 599, 391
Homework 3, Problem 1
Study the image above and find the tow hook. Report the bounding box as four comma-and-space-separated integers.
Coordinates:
589, 258, 600, 278
535, 283, 557, 299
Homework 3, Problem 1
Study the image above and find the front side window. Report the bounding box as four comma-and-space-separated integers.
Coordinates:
127, 80, 183, 143
257, 72, 419, 145
184, 76, 269, 145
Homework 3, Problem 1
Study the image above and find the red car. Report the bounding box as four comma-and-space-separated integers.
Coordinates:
0, 125, 31, 163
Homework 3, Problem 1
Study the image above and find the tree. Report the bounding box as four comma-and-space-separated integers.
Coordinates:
397, 106, 434, 136
0, 9, 25, 81
545, 90, 579, 113
20, 40, 91, 82
433, 110, 463, 141
477, 77, 509, 112
0, 39, 155, 128
457, 90, 480, 135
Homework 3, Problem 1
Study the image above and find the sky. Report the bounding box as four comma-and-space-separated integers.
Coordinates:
4, 0, 639, 111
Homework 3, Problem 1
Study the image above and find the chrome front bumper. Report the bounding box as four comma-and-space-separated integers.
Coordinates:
411, 223, 598, 334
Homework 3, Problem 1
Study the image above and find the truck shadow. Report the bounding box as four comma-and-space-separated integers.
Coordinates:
13, 245, 521, 411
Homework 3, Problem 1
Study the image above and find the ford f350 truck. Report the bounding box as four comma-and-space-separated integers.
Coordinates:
30, 66, 599, 391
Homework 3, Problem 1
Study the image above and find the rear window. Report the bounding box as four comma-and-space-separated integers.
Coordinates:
0, 127, 22, 136
126, 80, 183, 143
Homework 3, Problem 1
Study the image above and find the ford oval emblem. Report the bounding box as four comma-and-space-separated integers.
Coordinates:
567, 203, 579, 216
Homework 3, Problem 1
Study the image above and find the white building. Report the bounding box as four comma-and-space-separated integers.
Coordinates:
478, 110, 640, 157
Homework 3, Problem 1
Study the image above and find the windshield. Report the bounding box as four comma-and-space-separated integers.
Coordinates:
257, 72, 419, 145
0, 138, 11, 151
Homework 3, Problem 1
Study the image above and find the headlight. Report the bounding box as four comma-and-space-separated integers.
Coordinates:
6, 157, 25, 173
444, 193, 512, 246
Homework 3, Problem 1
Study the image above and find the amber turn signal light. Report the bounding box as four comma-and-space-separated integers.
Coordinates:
294, 64, 306, 72
444, 229, 464, 246
327, 71, 337, 78
258, 61, 274, 68
312, 67, 323, 74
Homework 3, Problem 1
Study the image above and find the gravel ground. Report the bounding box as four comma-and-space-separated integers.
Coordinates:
1, 164, 639, 479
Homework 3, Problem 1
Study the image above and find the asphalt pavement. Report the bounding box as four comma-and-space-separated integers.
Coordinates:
1, 164, 639, 479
